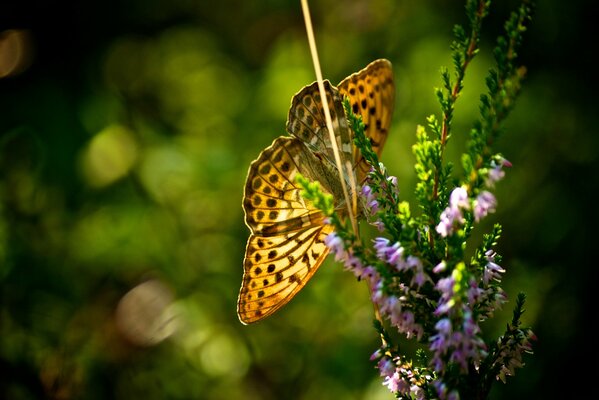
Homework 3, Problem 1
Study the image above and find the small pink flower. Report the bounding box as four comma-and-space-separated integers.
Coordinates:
473, 191, 497, 222
436, 187, 470, 237
486, 157, 511, 187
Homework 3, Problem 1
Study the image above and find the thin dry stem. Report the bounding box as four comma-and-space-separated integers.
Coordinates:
300, 0, 358, 236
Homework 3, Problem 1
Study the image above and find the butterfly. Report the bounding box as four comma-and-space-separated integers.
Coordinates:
237, 59, 395, 324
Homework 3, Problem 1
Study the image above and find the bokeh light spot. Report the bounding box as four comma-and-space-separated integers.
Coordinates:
199, 330, 249, 378
115, 279, 179, 347
137, 144, 195, 205
0, 29, 33, 78
81, 124, 138, 187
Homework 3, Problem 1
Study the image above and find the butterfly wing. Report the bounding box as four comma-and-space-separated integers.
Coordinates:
238, 137, 335, 324
337, 59, 395, 182
286, 80, 354, 173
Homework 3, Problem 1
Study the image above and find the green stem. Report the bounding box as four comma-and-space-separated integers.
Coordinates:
428, 0, 489, 249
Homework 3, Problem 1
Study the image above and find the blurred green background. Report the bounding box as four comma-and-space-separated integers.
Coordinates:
1, 0, 594, 399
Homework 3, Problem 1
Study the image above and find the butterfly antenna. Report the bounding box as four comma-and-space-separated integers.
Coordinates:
301, 0, 358, 236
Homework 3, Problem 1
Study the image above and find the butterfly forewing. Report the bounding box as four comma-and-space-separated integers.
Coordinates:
338, 59, 395, 182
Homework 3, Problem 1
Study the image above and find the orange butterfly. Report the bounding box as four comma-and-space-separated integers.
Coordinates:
238, 59, 395, 324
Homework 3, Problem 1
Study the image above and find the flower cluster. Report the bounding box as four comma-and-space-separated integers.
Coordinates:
371, 351, 431, 399
297, 1, 535, 398
324, 232, 376, 283
361, 184, 384, 231
436, 186, 502, 236
430, 309, 487, 373
493, 328, 536, 383
374, 238, 431, 288
435, 187, 470, 237
321, 159, 531, 398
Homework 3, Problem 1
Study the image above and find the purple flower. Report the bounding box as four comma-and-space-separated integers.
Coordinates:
375, 356, 425, 398
435, 276, 456, 315
433, 261, 447, 274
361, 184, 373, 199
373, 172, 399, 199
324, 232, 345, 260
473, 191, 497, 222
358, 265, 379, 285
361, 184, 386, 231
430, 310, 487, 373
436, 187, 470, 237
486, 157, 512, 187
373, 220, 385, 232
494, 329, 536, 383
430, 319, 452, 352
433, 380, 461, 400
324, 232, 376, 282
383, 371, 410, 393
388, 244, 405, 266
374, 237, 402, 265
410, 385, 425, 400
370, 280, 424, 340
385, 175, 400, 199
450, 187, 469, 209
361, 184, 379, 214
483, 250, 505, 285
406, 256, 431, 287
373, 238, 430, 288
467, 279, 484, 305
370, 348, 382, 361
377, 357, 395, 377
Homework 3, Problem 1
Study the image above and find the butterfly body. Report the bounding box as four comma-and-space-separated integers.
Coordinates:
238, 60, 395, 324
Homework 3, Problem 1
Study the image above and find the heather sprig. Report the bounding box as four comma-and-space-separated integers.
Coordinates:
299, 0, 536, 398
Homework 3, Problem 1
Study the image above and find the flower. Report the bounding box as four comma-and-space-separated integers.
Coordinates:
450, 187, 469, 209
483, 250, 505, 285
374, 238, 404, 266
429, 310, 487, 373
373, 238, 430, 288
361, 184, 379, 214
432, 380, 460, 400
434, 276, 456, 315
433, 261, 447, 273
375, 355, 426, 398
436, 187, 470, 237
473, 191, 497, 222
494, 329, 536, 383
406, 255, 431, 287
383, 371, 409, 393
361, 184, 385, 231
377, 357, 395, 377
486, 157, 512, 187
324, 232, 375, 283
384, 175, 400, 199
370, 280, 424, 340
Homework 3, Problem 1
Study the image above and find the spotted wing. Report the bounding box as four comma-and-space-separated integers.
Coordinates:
286, 80, 354, 171
337, 59, 395, 182
238, 137, 336, 324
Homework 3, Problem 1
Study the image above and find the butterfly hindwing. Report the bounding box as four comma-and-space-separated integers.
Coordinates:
239, 137, 336, 324
238, 225, 332, 324
338, 59, 395, 182
286, 80, 354, 171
